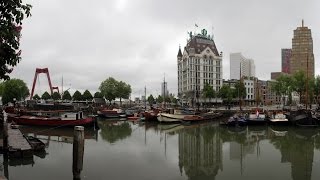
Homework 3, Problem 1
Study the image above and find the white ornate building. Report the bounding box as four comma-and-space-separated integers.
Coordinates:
177, 29, 223, 104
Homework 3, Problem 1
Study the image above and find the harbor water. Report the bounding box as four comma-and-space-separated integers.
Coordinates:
2, 118, 320, 180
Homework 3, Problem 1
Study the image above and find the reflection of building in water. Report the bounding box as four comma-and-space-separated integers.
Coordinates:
269, 128, 315, 180
229, 142, 254, 160
178, 125, 222, 179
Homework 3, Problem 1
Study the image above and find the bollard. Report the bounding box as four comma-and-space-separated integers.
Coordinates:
73, 126, 84, 180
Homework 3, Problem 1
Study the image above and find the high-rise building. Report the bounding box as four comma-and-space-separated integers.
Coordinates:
161, 81, 168, 97
230, 53, 255, 80
281, 49, 291, 73
177, 28, 222, 102
290, 20, 314, 78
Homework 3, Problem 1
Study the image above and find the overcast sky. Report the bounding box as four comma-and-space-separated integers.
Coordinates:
11, 0, 320, 98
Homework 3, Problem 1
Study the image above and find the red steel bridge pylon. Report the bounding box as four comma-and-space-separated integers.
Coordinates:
30, 68, 59, 100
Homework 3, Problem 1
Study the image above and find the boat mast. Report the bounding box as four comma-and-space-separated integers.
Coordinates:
239, 61, 242, 111
306, 52, 309, 110
144, 86, 147, 111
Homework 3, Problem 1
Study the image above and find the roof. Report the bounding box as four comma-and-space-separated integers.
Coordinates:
185, 35, 220, 56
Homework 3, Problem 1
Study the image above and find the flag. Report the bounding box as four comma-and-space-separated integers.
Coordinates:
256, 110, 259, 117
195, 24, 198, 27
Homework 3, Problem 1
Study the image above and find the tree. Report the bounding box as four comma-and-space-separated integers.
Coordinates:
156, 95, 163, 103
314, 76, 320, 105
99, 77, 117, 104
94, 91, 103, 98
52, 92, 61, 100
62, 90, 72, 100
271, 74, 293, 108
83, 90, 93, 100
292, 71, 306, 104
33, 94, 40, 100
147, 94, 155, 105
234, 81, 246, 99
41, 91, 51, 100
0, 1, 32, 80
202, 83, 216, 105
0, 81, 4, 96
116, 81, 131, 106
1, 78, 29, 104
73, 90, 82, 101
218, 84, 233, 106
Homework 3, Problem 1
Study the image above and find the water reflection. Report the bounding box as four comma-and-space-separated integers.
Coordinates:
2, 121, 320, 180
98, 120, 132, 143
179, 123, 222, 179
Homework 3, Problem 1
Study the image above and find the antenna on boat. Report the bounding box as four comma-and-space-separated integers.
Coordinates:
144, 86, 147, 111
306, 51, 309, 110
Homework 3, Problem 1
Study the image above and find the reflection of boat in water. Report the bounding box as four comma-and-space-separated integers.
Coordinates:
157, 124, 184, 133
19, 125, 98, 141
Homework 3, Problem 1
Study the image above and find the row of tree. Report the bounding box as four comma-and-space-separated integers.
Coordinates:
271, 70, 320, 107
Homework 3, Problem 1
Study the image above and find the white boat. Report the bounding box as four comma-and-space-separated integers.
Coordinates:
157, 109, 193, 123
269, 113, 288, 123
157, 113, 185, 122
246, 108, 266, 124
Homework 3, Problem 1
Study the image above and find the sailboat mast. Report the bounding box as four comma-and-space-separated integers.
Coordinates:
239, 62, 242, 111
144, 86, 147, 111
306, 52, 309, 110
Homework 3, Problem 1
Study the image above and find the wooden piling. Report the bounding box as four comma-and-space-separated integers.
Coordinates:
73, 126, 84, 180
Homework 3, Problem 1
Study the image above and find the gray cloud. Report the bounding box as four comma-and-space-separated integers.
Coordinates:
11, 0, 320, 98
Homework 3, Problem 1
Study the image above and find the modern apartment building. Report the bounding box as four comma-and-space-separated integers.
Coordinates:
230, 53, 255, 80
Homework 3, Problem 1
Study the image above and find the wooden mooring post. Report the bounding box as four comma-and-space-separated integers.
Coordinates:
73, 126, 84, 180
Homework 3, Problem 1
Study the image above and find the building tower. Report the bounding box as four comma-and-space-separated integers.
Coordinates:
230, 53, 255, 80
290, 20, 314, 77
177, 28, 223, 104
281, 49, 292, 74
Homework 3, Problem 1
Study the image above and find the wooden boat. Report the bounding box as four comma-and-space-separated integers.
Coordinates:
157, 109, 194, 123
143, 109, 160, 121
97, 108, 126, 118
9, 111, 95, 127
25, 136, 46, 151
289, 109, 318, 127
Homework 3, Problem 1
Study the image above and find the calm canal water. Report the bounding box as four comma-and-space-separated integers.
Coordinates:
2, 118, 320, 180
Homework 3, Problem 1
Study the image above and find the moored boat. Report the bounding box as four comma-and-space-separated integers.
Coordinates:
246, 108, 267, 125
97, 108, 126, 118
9, 111, 95, 127
268, 111, 290, 125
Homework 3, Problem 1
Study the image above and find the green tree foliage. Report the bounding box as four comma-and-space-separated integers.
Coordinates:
83, 90, 93, 100
99, 77, 132, 105
218, 84, 233, 105
272, 74, 293, 106
94, 91, 103, 98
51, 92, 61, 100
1, 78, 29, 104
41, 91, 51, 100
62, 90, 72, 100
0, 82, 4, 96
72, 90, 82, 101
99, 77, 117, 104
0, 1, 32, 80
292, 70, 306, 104
33, 94, 40, 100
234, 81, 246, 99
147, 94, 155, 105
116, 81, 131, 106
156, 95, 163, 103
202, 83, 216, 102
314, 76, 320, 105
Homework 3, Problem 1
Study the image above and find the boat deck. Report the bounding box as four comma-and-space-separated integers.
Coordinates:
7, 124, 33, 158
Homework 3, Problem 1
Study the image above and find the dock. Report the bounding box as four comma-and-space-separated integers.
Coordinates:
7, 124, 33, 158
